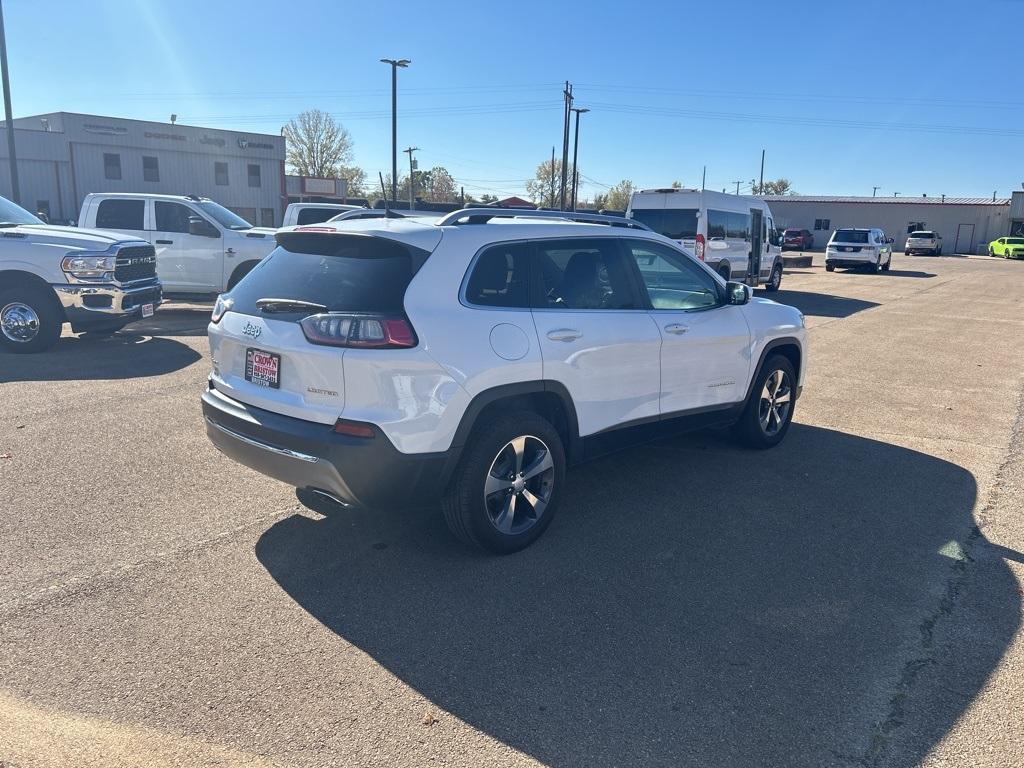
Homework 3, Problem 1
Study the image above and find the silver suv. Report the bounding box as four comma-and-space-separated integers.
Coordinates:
202, 209, 807, 552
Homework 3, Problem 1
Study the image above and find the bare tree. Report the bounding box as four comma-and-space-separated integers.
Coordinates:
526, 157, 575, 208
282, 109, 354, 178
752, 178, 795, 195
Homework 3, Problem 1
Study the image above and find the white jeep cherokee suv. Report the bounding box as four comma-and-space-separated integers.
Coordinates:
202, 209, 807, 552
825, 228, 894, 273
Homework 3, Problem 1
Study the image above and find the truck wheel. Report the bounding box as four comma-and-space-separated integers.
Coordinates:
718, 265, 731, 282
443, 410, 565, 554
0, 285, 63, 353
765, 263, 783, 292
881, 254, 892, 272
825, 263, 835, 272
733, 355, 797, 449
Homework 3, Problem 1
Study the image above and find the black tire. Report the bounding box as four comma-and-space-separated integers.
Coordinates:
881, 253, 891, 272
226, 260, 259, 290
870, 257, 881, 274
733, 355, 797, 449
989, 247, 996, 257
0, 284, 64, 353
718, 265, 731, 282
765, 263, 783, 292
443, 410, 565, 553
825, 263, 835, 272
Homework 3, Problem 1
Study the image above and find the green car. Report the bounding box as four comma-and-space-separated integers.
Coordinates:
989, 237, 1024, 258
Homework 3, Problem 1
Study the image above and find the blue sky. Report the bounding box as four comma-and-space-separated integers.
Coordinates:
6, 0, 1022, 200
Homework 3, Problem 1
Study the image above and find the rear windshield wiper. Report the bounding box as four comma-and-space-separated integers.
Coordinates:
256, 298, 328, 314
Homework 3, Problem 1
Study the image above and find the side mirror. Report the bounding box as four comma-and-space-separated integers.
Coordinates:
726, 281, 751, 305
188, 215, 219, 238
887, 237, 895, 244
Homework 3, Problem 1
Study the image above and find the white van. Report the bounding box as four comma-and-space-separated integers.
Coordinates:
626, 188, 783, 291
281, 203, 368, 227
80, 193, 278, 294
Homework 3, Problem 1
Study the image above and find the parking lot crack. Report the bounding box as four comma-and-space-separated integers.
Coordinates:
858, 374, 1024, 766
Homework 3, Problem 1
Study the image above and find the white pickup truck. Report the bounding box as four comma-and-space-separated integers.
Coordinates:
79, 193, 277, 295
0, 195, 161, 353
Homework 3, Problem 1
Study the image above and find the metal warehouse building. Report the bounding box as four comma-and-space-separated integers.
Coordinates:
763, 195, 1011, 254
0, 112, 285, 226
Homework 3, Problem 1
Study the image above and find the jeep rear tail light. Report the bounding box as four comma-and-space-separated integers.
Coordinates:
333, 418, 376, 438
300, 313, 417, 349
695, 233, 706, 261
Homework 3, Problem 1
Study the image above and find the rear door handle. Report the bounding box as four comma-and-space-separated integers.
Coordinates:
664, 323, 689, 335
546, 328, 582, 342
155, 239, 173, 245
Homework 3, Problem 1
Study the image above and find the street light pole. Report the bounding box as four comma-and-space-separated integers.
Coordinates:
380, 58, 410, 205
403, 146, 419, 211
569, 107, 589, 211
0, 0, 20, 205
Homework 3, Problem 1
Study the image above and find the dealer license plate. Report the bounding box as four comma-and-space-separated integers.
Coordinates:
245, 348, 281, 389
141, 303, 155, 318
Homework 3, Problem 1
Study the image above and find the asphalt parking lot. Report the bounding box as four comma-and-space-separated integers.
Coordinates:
1, 252, 1023, 768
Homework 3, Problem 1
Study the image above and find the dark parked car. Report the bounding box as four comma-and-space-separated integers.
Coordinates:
782, 228, 814, 250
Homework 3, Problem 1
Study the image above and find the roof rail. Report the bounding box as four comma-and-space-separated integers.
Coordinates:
435, 207, 652, 231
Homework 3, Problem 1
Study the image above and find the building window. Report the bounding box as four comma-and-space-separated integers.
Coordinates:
247, 164, 261, 188
104, 153, 122, 180
143, 156, 159, 183
814, 218, 830, 231
260, 208, 275, 227
215, 161, 228, 186
907, 221, 925, 233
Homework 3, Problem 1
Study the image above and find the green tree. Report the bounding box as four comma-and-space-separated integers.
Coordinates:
596, 179, 635, 211
282, 109, 354, 178
479, 193, 499, 205
421, 166, 459, 202
671, 180, 683, 189
752, 178, 794, 195
338, 166, 367, 197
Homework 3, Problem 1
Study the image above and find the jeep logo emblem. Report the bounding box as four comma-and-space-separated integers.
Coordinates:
241, 321, 262, 339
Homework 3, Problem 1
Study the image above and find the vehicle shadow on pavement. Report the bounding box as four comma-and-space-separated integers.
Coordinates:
255, 424, 1018, 767
769, 289, 880, 319
0, 333, 201, 382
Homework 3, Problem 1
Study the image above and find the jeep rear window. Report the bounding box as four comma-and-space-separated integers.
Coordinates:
833, 230, 870, 244
227, 234, 428, 317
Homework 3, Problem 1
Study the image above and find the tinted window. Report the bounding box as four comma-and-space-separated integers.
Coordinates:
296, 208, 342, 225
535, 239, 636, 310
465, 242, 531, 308
707, 209, 728, 238
1007, 238, 1024, 245
247, 164, 261, 188
627, 240, 719, 311
155, 201, 196, 234
834, 229, 870, 244
197, 201, 251, 230
215, 162, 229, 186
814, 218, 831, 231
229, 234, 423, 316
0, 196, 42, 225
910, 231, 934, 237
628, 208, 697, 240
143, 155, 159, 182
726, 212, 750, 239
103, 153, 121, 180
96, 199, 144, 230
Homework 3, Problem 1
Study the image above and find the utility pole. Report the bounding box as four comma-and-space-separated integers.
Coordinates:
0, 0, 19, 205
701, 166, 706, 191
569, 106, 589, 211
403, 146, 418, 211
872, 186, 880, 197
733, 180, 742, 195
549, 146, 555, 209
560, 81, 572, 211
758, 149, 765, 195
380, 58, 410, 205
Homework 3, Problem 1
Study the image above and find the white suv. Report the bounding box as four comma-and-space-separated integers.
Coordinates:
202, 209, 807, 552
825, 228, 894, 273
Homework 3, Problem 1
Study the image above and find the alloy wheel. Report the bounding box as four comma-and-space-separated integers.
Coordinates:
1, 302, 41, 343
758, 369, 792, 436
483, 435, 555, 535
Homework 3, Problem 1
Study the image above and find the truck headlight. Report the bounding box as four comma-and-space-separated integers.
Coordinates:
62, 255, 116, 279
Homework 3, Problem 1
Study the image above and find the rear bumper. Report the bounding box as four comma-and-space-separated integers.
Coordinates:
53, 280, 162, 330
825, 254, 875, 267
201, 385, 448, 509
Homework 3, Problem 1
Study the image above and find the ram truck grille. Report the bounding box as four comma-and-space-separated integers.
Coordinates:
114, 245, 157, 283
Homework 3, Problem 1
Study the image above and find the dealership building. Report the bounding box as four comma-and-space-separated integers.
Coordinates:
763, 195, 1012, 254
0, 112, 286, 226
